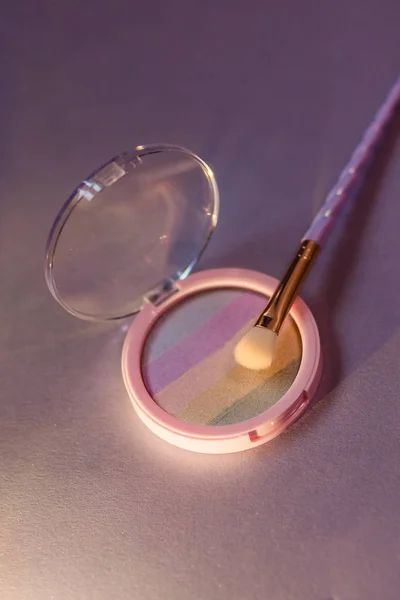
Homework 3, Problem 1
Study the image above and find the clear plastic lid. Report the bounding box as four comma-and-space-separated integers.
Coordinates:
45, 144, 219, 320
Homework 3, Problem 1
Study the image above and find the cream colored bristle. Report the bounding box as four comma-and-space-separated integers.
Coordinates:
234, 327, 277, 371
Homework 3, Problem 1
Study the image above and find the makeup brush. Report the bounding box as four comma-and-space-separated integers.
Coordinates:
235, 76, 400, 371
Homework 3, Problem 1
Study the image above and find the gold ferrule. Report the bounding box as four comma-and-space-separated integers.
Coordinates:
256, 239, 320, 333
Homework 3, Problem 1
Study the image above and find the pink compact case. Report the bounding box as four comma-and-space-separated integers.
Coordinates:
45, 144, 322, 453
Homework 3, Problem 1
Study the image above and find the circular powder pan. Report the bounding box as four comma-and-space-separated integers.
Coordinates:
122, 268, 322, 454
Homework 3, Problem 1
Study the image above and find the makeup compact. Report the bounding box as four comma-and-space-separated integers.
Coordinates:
45, 144, 322, 453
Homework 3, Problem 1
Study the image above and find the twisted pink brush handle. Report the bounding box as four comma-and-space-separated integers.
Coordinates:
304, 76, 400, 245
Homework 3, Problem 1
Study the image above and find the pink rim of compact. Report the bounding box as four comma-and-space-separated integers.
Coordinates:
122, 267, 322, 454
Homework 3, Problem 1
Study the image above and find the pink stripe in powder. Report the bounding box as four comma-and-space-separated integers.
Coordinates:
143, 292, 266, 395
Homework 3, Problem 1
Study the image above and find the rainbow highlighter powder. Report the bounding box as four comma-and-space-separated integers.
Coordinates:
142, 290, 302, 427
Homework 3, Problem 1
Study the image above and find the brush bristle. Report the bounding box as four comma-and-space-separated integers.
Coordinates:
234, 327, 277, 370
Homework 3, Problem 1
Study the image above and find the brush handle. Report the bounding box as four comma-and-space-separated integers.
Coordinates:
303, 76, 400, 245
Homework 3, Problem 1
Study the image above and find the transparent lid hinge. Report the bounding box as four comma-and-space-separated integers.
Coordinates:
144, 279, 180, 307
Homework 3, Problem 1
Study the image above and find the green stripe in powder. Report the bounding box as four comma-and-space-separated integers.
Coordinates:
208, 359, 301, 426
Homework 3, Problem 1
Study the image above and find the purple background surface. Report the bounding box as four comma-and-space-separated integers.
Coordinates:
1, 2, 400, 599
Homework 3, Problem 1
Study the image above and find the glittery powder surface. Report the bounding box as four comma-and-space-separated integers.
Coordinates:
142, 289, 302, 425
